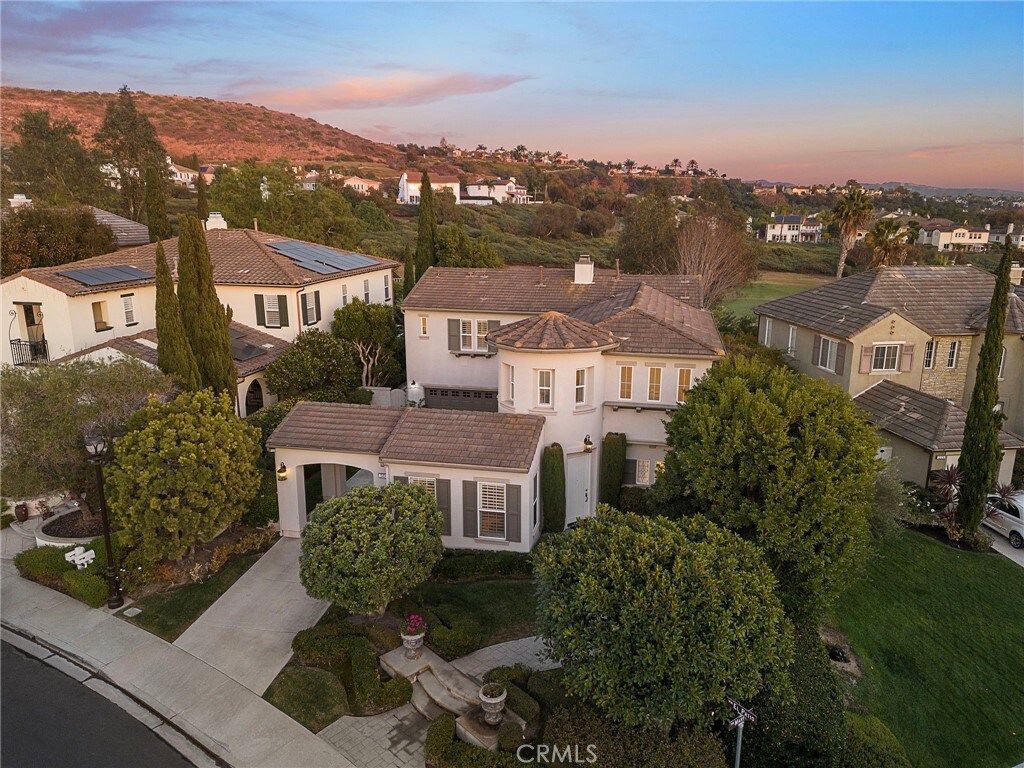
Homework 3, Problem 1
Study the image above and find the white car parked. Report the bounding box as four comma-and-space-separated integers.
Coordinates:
983, 492, 1024, 549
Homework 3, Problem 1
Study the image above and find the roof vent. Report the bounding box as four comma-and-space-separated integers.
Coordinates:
574, 255, 594, 285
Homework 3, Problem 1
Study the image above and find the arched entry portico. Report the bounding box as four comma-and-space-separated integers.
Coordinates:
244, 379, 265, 416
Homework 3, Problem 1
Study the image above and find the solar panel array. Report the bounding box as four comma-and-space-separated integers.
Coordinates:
58, 265, 155, 286
232, 340, 267, 361
267, 240, 379, 275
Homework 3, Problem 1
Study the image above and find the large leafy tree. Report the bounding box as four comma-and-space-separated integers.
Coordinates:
865, 218, 910, 268
106, 390, 261, 564
0, 206, 116, 277
265, 329, 361, 400
675, 214, 759, 308
94, 86, 166, 221
0, 359, 175, 500
3, 109, 106, 205
154, 241, 201, 390
534, 508, 793, 730
176, 216, 236, 394
300, 484, 444, 615
956, 239, 1017, 533
652, 356, 877, 618
614, 186, 679, 273
144, 166, 172, 241
832, 188, 874, 278
434, 224, 504, 268
414, 170, 438, 281
331, 299, 399, 387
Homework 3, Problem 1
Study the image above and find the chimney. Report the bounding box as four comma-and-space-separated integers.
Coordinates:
538, 266, 544, 286
615, 258, 621, 279
253, 218, 259, 232
985, 223, 991, 230
1008, 223, 1015, 234
574, 255, 594, 285
206, 212, 228, 230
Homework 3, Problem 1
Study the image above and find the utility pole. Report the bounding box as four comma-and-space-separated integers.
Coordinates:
727, 698, 756, 768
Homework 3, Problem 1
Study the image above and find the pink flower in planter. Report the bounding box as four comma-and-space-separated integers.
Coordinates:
404, 614, 427, 635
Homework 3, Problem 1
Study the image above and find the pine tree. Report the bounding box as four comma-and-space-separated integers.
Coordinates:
154, 241, 201, 390
956, 239, 1016, 534
196, 172, 209, 222
144, 166, 172, 242
176, 216, 236, 395
414, 170, 437, 280
402, 245, 415, 297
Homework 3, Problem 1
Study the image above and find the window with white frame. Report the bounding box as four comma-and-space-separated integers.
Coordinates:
619, 365, 633, 400
122, 294, 136, 325
787, 325, 797, 355
502, 363, 515, 403
419, 316, 428, 337
947, 340, 960, 368
476, 321, 488, 351
459, 319, 490, 352
410, 476, 436, 498
574, 368, 587, 405
478, 482, 506, 540
924, 340, 935, 369
342, 285, 349, 307
363, 279, 370, 303
532, 473, 539, 529
265, 294, 282, 327
998, 346, 1006, 378
763, 317, 773, 345
676, 367, 692, 402
537, 369, 553, 407
302, 292, 319, 325
383, 275, 390, 301
636, 459, 651, 485
871, 344, 901, 372
647, 366, 663, 401
817, 336, 838, 372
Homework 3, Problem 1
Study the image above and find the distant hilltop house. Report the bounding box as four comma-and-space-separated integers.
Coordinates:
763, 213, 823, 243
301, 170, 320, 191
464, 177, 533, 204
397, 171, 461, 205
168, 157, 199, 189
4, 196, 149, 250
917, 221, 990, 252
100, 156, 199, 190
341, 176, 381, 194
986, 223, 1024, 248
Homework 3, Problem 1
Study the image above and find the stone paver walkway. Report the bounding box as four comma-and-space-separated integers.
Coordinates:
319, 703, 427, 768
451, 635, 559, 678
1, 524, 37, 560
174, 537, 329, 694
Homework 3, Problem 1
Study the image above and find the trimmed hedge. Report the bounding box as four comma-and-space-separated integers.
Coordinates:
497, 720, 524, 752
617, 485, 652, 516
541, 444, 566, 532
263, 666, 351, 732
431, 550, 533, 582
424, 713, 519, 768
598, 432, 627, 506
843, 713, 911, 768
62, 569, 108, 608
526, 668, 570, 717
484, 665, 540, 723
15, 545, 75, 589
1, 513, 13, 529
419, 606, 483, 660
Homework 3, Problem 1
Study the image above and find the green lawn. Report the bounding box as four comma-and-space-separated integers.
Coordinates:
263, 666, 350, 732
723, 270, 832, 317
831, 530, 1024, 768
121, 554, 261, 641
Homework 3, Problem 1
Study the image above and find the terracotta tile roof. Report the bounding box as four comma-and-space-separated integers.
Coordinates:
88, 207, 151, 248
62, 321, 291, 378
402, 171, 461, 185
854, 380, 1024, 452
268, 403, 544, 471
489, 311, 620, 350
755, 265, 1024, 338
2, 229, 397, 296
404, 265, 704, 313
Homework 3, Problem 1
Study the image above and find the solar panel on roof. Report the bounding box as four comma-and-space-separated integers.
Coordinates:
268, 241, 379, 275
58, 265, 154, 286
231, 341, 266, 361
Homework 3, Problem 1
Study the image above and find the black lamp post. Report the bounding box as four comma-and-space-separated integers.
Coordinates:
84, 435, 124, 609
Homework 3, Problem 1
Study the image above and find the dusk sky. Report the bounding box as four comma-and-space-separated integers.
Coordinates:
3, 1, 1022, 190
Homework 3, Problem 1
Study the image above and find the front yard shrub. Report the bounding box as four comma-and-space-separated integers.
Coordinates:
424, 712, 519, 768
362, 622, 401, 651
263, 666, 350, 732
1, 513, 14, 529
292, 623, 363, 664
526, 668, 569, 716
843, 713, 911, 768
242, 470, 279, 527
61, 570, 108, 608
541, 444, 566, 532
431, 550, 533, 581
341, 635, 412, 713
617, 485, 651, 516
419, 606, 483, 659
484, 666, 539, 723
598, 432, 627, 505
233, 526, 279, 555
15, 545, 74, 588
497, 721, 524, 752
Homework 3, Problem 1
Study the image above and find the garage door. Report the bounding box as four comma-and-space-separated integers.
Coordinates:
424, 387, 498, 412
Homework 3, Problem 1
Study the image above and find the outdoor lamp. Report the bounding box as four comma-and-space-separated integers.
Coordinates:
583, 435, 594, 453
84, 434, 107, 461
277, 462, 288, 482
83, 434, 123, 609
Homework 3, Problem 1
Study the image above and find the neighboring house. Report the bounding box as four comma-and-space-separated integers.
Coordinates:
464, 177, 532, 204
854, 380, 1022, 487
401, 257, 725, 528
917, 222, 990, 251
198, 165, 218, 185
268, 403, 545, 550
342, 176, 381, 194
764, 214, 822, 243
88, 206, 151, 249
397, 171, 461, 204
301, 171, 320, 191
987, 223, 1024, 249
754, 264, 1024, 447
65, 321, 291, 417
2, 228, 397, 366
168, 158, 200, 189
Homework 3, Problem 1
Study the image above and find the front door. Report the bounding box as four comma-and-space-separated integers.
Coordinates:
565, 452, 592, 527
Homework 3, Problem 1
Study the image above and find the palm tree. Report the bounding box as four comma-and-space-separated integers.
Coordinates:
865, 219, 910, 268
623, 158, 636, 173
670, 158, 682, 173
832, 188, 874, 278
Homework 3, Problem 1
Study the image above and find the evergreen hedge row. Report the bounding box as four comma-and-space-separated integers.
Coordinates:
541, 443, 566, 533
598, 432, 627, 506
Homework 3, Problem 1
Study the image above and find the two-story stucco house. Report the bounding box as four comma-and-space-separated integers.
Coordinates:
754, 265, 1024, 485
764, 214, 822, 243
396, 171, 461, 205
464, 177, 532, 204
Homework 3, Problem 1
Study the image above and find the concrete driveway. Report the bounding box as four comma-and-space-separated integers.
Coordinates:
990, 534, 1024, 568
174, 537, 327, 694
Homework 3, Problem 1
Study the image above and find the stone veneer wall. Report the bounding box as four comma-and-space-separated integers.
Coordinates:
920, 335, 973, 403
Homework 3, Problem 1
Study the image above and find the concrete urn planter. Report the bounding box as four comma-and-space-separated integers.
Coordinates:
401, 631, 425, 660
479, 684, 507, 726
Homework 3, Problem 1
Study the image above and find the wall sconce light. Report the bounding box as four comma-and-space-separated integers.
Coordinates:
377, 472, 387, 481
583, 435, 594, 453
276, 462, 288, 482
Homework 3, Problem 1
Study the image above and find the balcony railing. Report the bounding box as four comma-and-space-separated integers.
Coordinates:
10, 339, 49, 366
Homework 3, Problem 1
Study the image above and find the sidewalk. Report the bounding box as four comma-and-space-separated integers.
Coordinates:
0, 558, 352, 768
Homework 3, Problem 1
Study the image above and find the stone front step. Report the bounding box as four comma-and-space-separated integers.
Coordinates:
410, 680, 446, 720
430, 663, 481, 704
417, 669, 476, 716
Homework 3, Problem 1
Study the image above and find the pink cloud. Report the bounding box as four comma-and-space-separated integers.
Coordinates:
244, 71, 529, 110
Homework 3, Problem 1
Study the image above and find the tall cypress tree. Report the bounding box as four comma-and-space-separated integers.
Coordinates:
144, 166, 172, 242
154, 241, 201, 390
196, 171, 209, 222
177, 216, 236, 395
402, 244, 415, 297
956, 238, 1016, 534
414, 170, 437, 280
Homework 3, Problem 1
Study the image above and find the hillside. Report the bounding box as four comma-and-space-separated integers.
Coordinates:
0, 86, 402, 166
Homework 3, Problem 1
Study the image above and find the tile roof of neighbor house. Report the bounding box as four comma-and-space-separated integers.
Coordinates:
854, 380, 1024, 452
489, 311, 621, 350
755, 265, 1024, 338
88, 207, 151, 248
2, 229, 397, 297
63, 321, 291, 377
268, 403, 545, 471
403, 171, 461, 185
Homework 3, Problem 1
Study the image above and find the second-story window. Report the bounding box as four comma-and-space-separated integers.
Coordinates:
419, 316, 428, 337
121, 294, 136, 325
787, 326, 797, 355
502, 363, 515, 403
677, 367, 692, 402
924, 340, 935, 369
947, 341, 960, 368
302, 291, 321, 326
342, 285, 349, 307
817, 337, 838, 372
871, 344, 901, 372
383, 275, 390, 301
648, 366, 663, 401
619, 365, 633, 400
363, 278, 370, 303
458, 320, 490, 352
537, 369, 553, 407
574, 368, 587, 405
265, 295, 281, 327
999, 346, 1006, 378
763, 318, 773, 346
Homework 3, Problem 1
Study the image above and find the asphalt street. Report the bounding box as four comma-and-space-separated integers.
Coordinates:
1, 641, 194, 768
